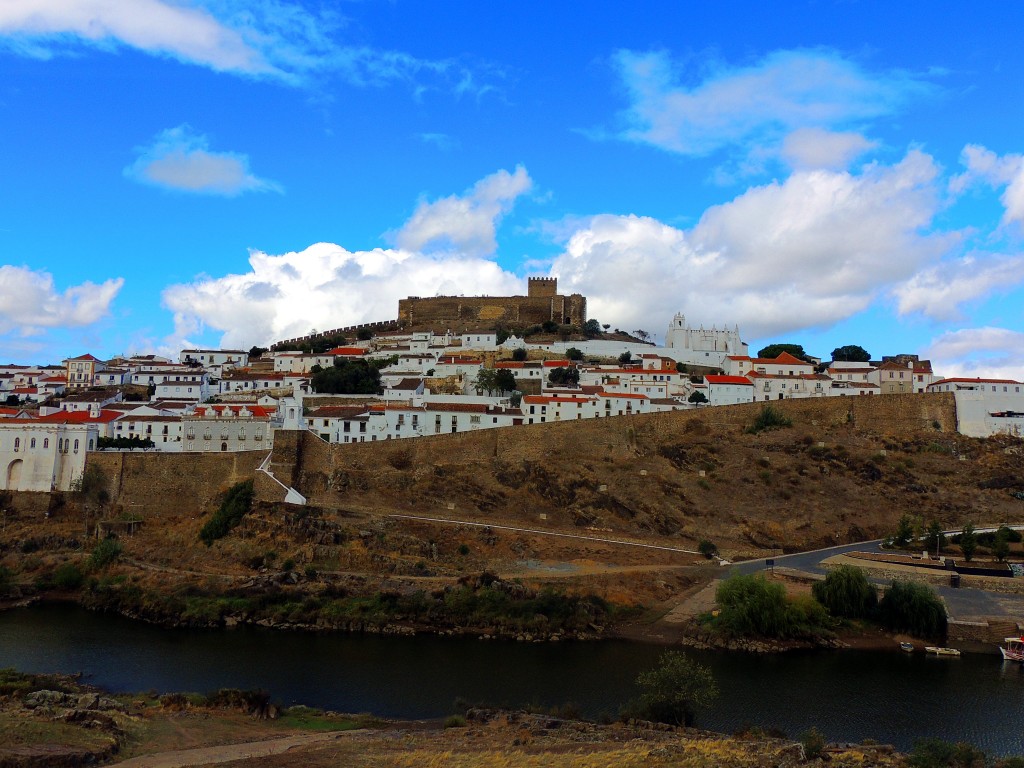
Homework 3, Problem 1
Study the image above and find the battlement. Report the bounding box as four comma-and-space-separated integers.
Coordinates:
528, 277, 558, 298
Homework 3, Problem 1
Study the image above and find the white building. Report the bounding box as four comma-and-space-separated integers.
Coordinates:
0, 421, 98, 491
182, 405, 277, 452
180, 349, 249, 369
704, 375, 754, 406
153, 372, 210, 402
664, 314, 748, 368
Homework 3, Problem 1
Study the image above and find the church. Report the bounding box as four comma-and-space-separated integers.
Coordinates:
664, 313, 748, 368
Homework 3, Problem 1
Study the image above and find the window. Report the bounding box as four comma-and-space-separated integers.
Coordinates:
43, 438, 49, 449
73, 439, 79, 453
30, 438, 36, 449
14, 437, 20, 451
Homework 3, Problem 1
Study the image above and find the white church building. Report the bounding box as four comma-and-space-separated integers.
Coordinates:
664, 314, 748, 368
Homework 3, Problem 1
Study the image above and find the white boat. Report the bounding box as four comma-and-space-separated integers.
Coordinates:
1000, 637, 1024, 663
925, 646, 961, 657
900, 642, 914, 652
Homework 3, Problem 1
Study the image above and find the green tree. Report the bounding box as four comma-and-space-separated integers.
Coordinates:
248, 346, 268, 359
925, 520, 946, 555
688, 391, 707, 404
357, 327, 373, 341
495, 369, 517, 394
473, 368, 500, 395
583, 319, 602, 337
831, 344, 871, 362
993, 527, 1011, 562
547, 367, 580, 388
511, 348, 528, 362
811, 565, 877, 619
634, 329, 651, 343
877, 580, 947, 639
959, 522, 977, 562
630, 651, 718, 726
565, 347, 584, 361
756, 343, 813, 363
893, 514, 915, 548
310, 359, 382, 395
697, 539, 718, 559
199, 481, 255, 546
618, 351, 632, 365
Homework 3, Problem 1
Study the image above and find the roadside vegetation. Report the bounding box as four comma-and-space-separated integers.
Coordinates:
199, 481, 255, 546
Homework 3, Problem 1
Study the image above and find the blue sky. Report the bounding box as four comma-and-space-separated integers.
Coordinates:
2, 1, 1023, 377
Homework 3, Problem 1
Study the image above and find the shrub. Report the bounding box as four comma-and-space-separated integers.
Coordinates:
443, 715, 467, 728
626, 650, 718, 727
697, 540, 718, 559
878, 580, 947, 639
458, 544, 470, 556
199, 481, 254, 546
959, 523, 978, 562
88, 537, 123, 570
281, 558, 295, 572
909, 738, 986, 768
800, 727, 827, 760
812, 565, 877, 619
53, 562, 84, 590
746, 405, 792, 434
511, 348, 528, 362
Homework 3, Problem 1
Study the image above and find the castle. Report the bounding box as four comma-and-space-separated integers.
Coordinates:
664, 313, 747, 368
398, 277, 586, 332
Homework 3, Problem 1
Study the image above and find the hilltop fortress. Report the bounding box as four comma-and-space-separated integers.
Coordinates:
398, 277, 587, 332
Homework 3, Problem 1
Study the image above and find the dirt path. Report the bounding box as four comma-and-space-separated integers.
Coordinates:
114, 731, 360, 768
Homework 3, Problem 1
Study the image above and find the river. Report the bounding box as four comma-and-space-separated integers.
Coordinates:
1, 605, 1022, 755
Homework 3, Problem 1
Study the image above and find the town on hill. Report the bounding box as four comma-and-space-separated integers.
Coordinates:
0, 277, 1022, 494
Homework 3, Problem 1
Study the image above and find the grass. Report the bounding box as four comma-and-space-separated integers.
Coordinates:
277, 706, 362, 732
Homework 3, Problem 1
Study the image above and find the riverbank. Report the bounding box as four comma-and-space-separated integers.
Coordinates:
0, 668, 910, 768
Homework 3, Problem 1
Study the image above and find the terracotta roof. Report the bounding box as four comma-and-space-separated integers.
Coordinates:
705, 375, 753, 385
929, 377, 1022, 385
751, 352, 812, 365
306, 406, 369, 418
65, 353, 101, 362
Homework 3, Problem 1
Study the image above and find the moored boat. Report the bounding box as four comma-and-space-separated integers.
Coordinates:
900, 642, 914, 652
1000, 637, 1024, 663
925, 646, 961, 656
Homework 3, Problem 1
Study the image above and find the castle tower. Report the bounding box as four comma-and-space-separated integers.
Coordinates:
528, 277, 557, 298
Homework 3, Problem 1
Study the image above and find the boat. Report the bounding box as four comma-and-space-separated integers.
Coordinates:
1000, 637, 1024, 663
900, 642, 914, 652
925, 646, 961, 657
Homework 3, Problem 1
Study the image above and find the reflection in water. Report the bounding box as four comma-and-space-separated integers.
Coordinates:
1, 605, 1022, 755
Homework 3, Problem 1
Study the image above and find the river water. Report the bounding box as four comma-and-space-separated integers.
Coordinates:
1, 605, 1022, 755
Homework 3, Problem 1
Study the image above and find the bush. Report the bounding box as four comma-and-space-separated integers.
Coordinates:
88, 538, 123, 570
812, 565, 877, 619
697, 540, 718, 559
626, 650, 718, 727
800, 727, 827, 760
959, 523, 978, 562
746, 405, 792, 434
511, 348, 527, 362
878, 580, 947, 639
53, 562, 84, 590
715, 574, 830, 639
909, 738, 986, 768
199, 481, 254, 546
443, 715, 467, 728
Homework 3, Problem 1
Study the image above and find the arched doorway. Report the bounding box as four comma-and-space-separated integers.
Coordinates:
6, 459, 23, 489
221, 442, 228, 452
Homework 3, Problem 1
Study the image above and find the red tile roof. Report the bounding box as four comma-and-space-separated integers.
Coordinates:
705, 375, 753, 385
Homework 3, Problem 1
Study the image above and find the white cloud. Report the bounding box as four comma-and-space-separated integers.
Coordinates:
950, 144, 1024, 225
160, 166, 531, 349
550, 150, 956, 339
124, 125, 281, 196
613, 48, 927, 159
0, 265, 123, 335
161, 242, 522, 350
393, 166, 532, 257
780, 128, 877, 170
0, 0, 271, 74
925, 327, 1024, 380
892, 254, 1024, 319
0, 0, 492, 93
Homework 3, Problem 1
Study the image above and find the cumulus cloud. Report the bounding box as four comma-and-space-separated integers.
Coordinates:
0, 265, 123, 335
925, 327, 1024, 380
124, 125, 281, 196
950, 144, 1024, 225
162, 242, 522, 350
393, 166, 532, 257
0, 0, 491, 92
612, 48, 928, 159
892, 254, 1024, 319
551, 151, 958, 339
780, 127, 877, 170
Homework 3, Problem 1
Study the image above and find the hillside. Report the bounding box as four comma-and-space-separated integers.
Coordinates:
2, 394, 1023, 637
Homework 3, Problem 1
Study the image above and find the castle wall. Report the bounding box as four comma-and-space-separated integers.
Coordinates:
398, 294, 586, 330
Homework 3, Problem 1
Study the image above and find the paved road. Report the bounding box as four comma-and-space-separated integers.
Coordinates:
730, 539, 886, 577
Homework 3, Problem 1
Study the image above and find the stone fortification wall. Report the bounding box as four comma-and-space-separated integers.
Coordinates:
260, 393, 956, 507
87, 450, 265, 518
398, 294, 586, 331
